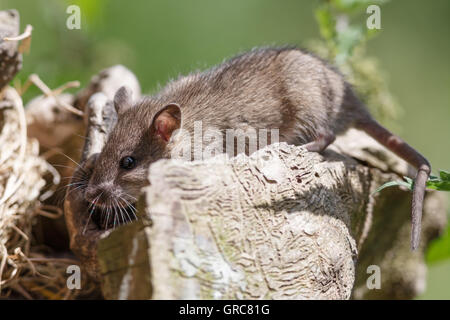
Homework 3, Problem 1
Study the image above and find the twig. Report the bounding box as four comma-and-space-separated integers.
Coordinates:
0, 87, 27, 206
3, 24, 33, 41
23, 74, 83, 116
3, 24, 33, 54
35, 205, 63, 219
10, 283, 33, 300
10, 224, 29, 242
53, 81, 80, 96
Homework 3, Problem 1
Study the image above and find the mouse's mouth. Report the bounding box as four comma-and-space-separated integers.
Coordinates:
89, 202, 138, 230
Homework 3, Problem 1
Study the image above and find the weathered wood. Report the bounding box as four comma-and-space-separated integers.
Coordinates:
64, 93, 113, 281
74, 65, 141, 116
64, 65, 142, 281
96, 131, 447, 299
0, 10, 21, 90
97, 200, 152, 300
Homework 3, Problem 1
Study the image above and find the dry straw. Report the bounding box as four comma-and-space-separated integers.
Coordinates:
0, 86, 94, 299
0, 19, 98, 299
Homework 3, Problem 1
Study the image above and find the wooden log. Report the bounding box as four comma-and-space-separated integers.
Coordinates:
64, 92, 118, 281
96, 131, 447, 299
64, 65, 141, 280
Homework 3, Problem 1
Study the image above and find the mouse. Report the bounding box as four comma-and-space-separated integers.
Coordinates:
80, 47, 430, 250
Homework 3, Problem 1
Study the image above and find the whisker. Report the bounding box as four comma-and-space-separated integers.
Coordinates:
53, 183, 86, 199
118, 200, 127, 225
52, 164, 78, 170
120, 196, 137, 220
113, 204, 118, 229
113, 198, 120, 225
115, 197, 130, 224
55, 151, 87, 173
114, 198, 125, 225
65, 182, 86, 188
64, 183, 87, 198
127, 194, 138, 202
83, 193, 101, 234
105, 204, 111, 230
73, 133, 90, 141
65, 185, 85, 197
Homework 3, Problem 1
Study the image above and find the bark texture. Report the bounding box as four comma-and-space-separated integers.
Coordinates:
0, 10, 21, 90
64, 66, 141, 281
97, 132, 447, 299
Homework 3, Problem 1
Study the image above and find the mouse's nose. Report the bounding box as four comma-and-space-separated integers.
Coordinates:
85, 182, 116, 205
84, 186, 99, 204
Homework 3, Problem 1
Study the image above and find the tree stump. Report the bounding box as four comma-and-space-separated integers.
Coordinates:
95, 137, 446, 299
63, 69, 447, 301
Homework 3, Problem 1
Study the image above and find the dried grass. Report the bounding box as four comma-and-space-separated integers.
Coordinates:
0, 86, 96, 299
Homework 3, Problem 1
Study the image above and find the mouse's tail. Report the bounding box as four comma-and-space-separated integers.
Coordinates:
355, 117, 431, 250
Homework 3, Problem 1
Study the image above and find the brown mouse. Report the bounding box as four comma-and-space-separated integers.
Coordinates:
81, 47, 430, 250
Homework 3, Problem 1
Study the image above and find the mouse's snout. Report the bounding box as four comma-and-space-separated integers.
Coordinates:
84, 180, 138, 230
84, 181, 117, 206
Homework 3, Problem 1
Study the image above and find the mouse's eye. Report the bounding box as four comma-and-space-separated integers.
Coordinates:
120, 156, 137, 170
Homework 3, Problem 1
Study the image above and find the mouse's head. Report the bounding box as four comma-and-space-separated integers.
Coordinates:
83, 86, 181, 229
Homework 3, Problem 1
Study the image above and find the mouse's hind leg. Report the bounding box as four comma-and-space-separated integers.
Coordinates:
303, 131, 336, 153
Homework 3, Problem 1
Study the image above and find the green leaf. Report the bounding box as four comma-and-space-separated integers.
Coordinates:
426, 170, 450, 191
372, 179, 413, 194
427, 223, 450, 264
374, 169, 450, 194
440, 170, 450, 181
404, 176, 414, 184
315, 5, 336, 42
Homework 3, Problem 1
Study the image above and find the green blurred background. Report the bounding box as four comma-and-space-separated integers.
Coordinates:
1, 0, 449, 299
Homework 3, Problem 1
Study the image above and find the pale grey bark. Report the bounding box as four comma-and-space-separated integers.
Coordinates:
0, 10, 21, 90
96, 131, 447, 299
64, 65, 142, 281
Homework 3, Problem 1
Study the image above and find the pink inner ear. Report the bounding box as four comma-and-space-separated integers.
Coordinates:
153, 106, 181, 143
156, 120, 170, 142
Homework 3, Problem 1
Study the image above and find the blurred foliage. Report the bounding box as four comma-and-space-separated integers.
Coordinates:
67, 0, 106, 26
427, 171, 450, 191
427, 223, 450, 264
374, 170, 450, 265
374, 170, 450, 193
309, 0, 401, 128
426, 172, 450, 264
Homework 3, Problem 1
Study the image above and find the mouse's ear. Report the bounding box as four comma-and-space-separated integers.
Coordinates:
151, 103, 181, 142
114, 86, 133, 116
